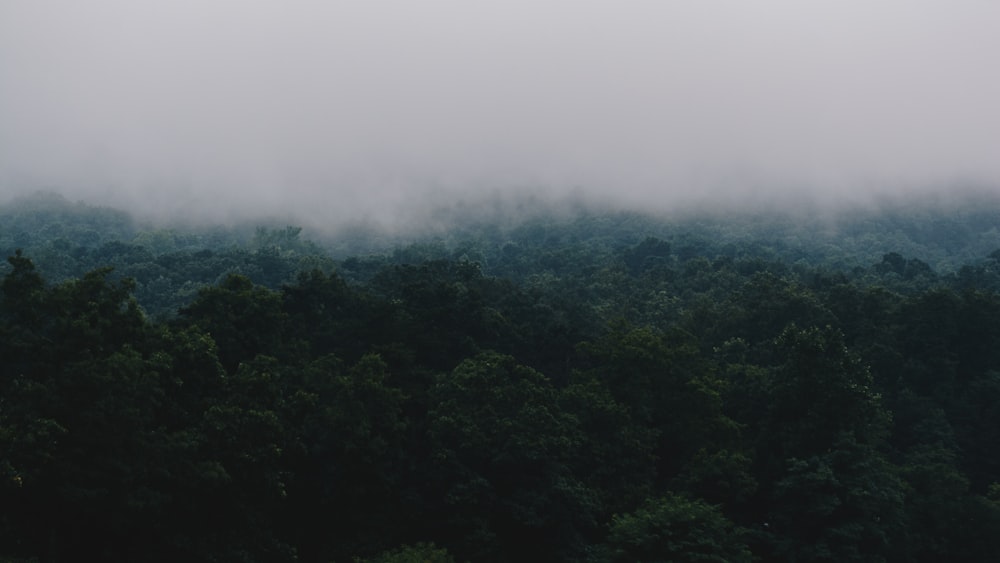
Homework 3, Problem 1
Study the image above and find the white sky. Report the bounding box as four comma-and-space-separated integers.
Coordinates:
1, 1, 999, 222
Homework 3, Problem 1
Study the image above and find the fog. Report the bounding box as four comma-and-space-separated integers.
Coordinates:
2, 1, 999, 229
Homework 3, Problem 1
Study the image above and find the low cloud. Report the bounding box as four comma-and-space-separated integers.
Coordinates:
2, 1, 998, 225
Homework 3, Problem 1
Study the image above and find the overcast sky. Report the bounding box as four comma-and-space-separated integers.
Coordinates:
2, 1, 998, 223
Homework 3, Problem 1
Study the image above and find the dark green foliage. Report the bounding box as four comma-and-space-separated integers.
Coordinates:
765, 325, 890, 458
577, 324, 741, 484
1, 250, 45, 326
179, 274, 288, 374
624, 236, 671, 276
427, 352, 595, 561
363, 542, 456, 563
558, 378, 658, 517
599, 493, 751, 563
5, 195, 1000, 561
287, 354, 410, 562
768, 434, 905, 562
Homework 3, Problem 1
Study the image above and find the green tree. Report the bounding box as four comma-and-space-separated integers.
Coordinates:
0, 250, 45, 327
558, 378, 658, 518
180, 274, 288, 373
0, 258, 194, 561
769, 434, 905, 562
288, 353, 410, 562
578, 324, 740, 482
363, 542, 456, 563
761, 325, 891, 464
428, 352, 594, 561
598, 493, 751, 563
750, 326, 904, 561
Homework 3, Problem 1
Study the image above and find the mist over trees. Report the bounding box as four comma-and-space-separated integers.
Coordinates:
3, 193, 1000, 561
4, 2, 1000, 221
3, 2, 999, 559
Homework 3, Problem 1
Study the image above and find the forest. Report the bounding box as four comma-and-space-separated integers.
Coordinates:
3, 191, 1000, 562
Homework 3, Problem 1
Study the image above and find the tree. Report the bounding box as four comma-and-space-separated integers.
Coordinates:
761, 325, 891, 463
558, 378, 658, 519
179, 274, 288, 374
599, 493, 751, 563
749, 325, 904, 561
1, 250, 45, 326
623, 237, 671, 277
427, 352, 594, 561
363, 542, 455, 563
577, 324, 740, 482
0, 258, 196, 561
287, 353, 410, 562
768, 434, 905, 562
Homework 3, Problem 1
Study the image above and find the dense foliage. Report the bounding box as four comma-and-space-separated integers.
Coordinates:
3, 192, 1000, 561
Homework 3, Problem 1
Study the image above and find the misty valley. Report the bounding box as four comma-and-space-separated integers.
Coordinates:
4, 191, 1000, 562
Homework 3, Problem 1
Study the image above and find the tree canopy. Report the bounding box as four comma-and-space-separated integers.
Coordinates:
3, 194, 1000, 561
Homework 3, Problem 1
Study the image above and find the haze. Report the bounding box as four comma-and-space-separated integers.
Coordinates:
2, 1, 999, 227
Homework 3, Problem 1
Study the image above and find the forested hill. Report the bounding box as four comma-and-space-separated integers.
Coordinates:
3, 192, 1000, 561
5, 191, 1000, 320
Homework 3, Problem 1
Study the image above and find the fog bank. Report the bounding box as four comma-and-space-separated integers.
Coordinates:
2, 1, 998, 226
